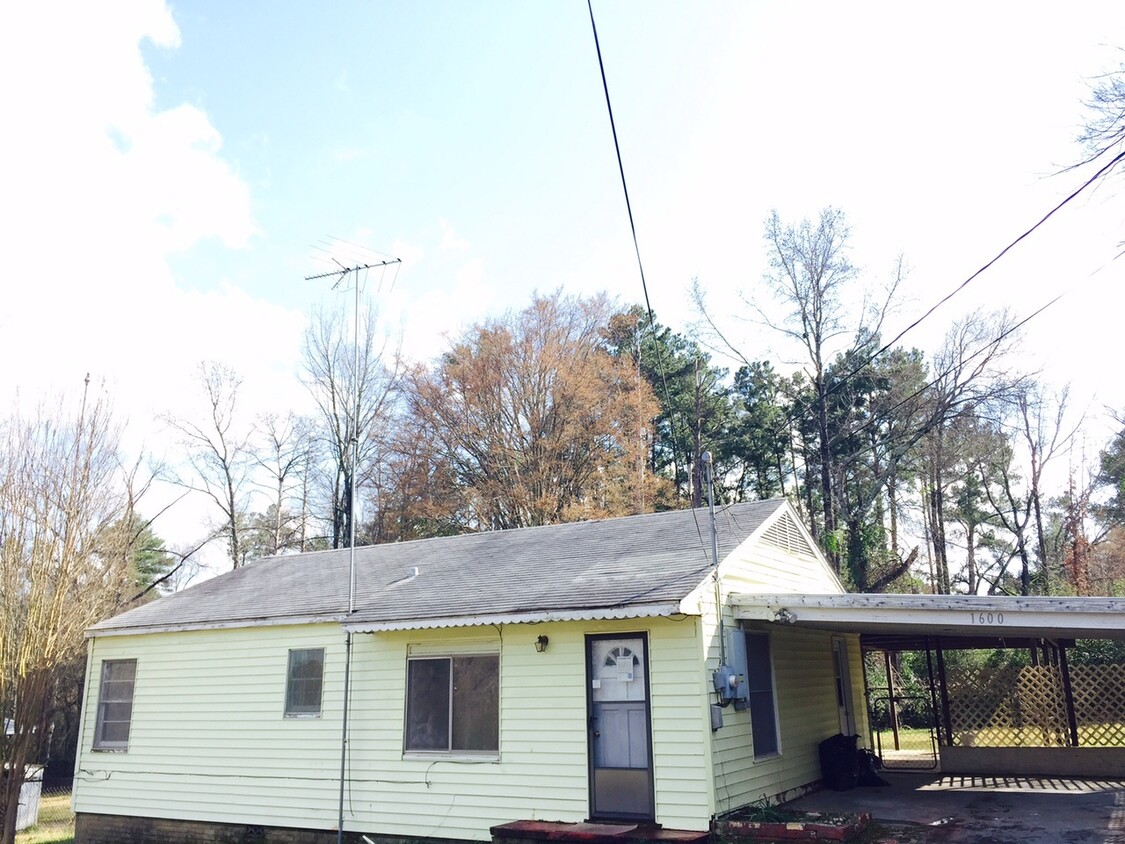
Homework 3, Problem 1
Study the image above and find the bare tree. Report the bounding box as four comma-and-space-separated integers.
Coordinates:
976, 382, 1079, 595
249, 413, 318, 557
917, 311, 1023, 592
745, 208, 906, 569
162, 363, 254, 568
1078, 57, 1125, 167
0, 387, 138, 844
760, 208, 857, 558
301, 303, 402, 549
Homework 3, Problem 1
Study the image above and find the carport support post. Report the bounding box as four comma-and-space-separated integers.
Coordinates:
884, 649, 901, 750
924, 644, 943, 747
1057, 642, 1080, 747
936, 642, 952, 747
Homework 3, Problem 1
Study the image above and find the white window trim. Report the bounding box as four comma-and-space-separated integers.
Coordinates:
283, 647, 325, 719
92, 658, 137, 752
402, 648, 500, 760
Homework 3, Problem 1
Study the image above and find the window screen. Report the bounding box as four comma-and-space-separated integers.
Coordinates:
285, 648, 325, 716
745, 632, 779, 757
405, 655, 499, 753
93, 659, 137, 750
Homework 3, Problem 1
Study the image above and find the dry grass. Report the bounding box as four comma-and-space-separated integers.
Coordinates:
15, 791, 74, 844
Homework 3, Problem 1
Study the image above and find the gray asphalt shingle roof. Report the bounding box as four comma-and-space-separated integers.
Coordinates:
91, 499, 787, 635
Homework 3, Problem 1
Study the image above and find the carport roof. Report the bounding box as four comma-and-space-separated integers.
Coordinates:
732, 593, 1125, 647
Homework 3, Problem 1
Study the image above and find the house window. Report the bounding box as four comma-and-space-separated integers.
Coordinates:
285, 648, 325, 717
405, 654, 499, 754
745, 632, 780, 757
93, 659, 137, 750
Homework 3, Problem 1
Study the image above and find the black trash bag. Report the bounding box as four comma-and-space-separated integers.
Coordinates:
856, 748, 890, 787
818, 733, 859, 791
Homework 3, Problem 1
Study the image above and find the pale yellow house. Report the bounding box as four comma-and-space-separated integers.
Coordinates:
73, 499, 867, 844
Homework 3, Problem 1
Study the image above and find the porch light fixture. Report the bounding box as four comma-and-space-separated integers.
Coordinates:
774, 608, 797, 624
535, 635, 549, 653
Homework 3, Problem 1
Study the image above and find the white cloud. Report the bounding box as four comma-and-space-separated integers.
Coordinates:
439, 219, 470, 252
0, 0, 302, 565
391, 237, 425, 265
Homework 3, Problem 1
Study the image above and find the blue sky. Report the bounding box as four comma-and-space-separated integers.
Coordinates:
142, 2, 755, 325
4, 1, 1125, 556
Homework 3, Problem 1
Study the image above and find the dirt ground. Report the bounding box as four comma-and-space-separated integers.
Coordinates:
783, 772, 1125, 844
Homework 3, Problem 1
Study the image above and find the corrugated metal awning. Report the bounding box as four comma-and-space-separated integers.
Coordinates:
346, 602, 690, 633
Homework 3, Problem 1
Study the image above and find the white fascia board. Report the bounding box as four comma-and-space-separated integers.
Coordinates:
732, 593, 1125, 636
85, 613, 348, 639
346, 602, 693, 633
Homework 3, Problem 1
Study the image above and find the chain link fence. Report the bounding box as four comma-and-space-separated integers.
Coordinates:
15, 777, 73, 844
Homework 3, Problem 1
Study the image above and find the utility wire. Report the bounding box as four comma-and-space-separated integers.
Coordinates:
589, 0, 1123, 530
586, 0, 652, 335
747, 148, 1125, 466
850, 292, 1065, 445
586, 0, 704, 509
866, 148, 1125, 369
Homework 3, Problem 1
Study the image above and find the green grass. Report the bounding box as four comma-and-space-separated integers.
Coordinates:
875, 724, 1125, 749
15, 791, 74, 844
873, 726, 935, 752
957, 724, 1125, 747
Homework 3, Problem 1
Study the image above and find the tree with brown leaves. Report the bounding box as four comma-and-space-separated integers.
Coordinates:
406, 291, 664, 531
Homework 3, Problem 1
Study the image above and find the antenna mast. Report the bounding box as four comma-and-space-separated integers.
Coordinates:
306, 253, 400, 844
305, 256, 401, 609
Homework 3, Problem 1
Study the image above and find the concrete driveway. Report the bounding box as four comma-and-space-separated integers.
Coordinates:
783, 772, 1125, 844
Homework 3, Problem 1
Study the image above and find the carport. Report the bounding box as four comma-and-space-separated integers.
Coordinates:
732, 594, 1125, 777
783, 772, 1125, 844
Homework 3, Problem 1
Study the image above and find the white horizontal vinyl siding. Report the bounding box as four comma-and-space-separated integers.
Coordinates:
75, 617, 714, 840
719, 542, 842, 596
75, 624, 346, 829
346, 618, 712, 840
710, 626, 848, 812
846, 634, 870, 743
694, 531, 865, 815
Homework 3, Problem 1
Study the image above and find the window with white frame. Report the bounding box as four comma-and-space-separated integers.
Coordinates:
93, 659, 137, 750
745, 632, 780, 757
405, 654, 499, 754
285, 648, 325, 717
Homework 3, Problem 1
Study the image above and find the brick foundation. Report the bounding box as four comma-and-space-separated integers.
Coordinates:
75, 813, 476, 844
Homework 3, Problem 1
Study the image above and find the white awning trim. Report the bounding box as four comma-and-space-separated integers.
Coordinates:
87, 602, 698, 638
345, 602, 692, 633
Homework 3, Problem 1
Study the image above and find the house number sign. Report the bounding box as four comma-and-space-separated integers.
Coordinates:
968, 611, 1005, 625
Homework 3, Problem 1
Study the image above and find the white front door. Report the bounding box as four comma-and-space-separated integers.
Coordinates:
586, 634, 654, 821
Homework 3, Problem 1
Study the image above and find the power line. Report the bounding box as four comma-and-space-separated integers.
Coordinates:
585, 0, 1124, 531
586, 0, 705, 508
851, 292, 1065, 445
868, 148, 1125, 367
743, 148, 1125, 471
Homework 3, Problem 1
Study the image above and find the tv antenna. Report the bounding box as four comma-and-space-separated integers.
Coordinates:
305, 251, 400, 844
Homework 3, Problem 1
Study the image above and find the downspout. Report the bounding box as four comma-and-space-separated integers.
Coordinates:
337, 631, 353, 844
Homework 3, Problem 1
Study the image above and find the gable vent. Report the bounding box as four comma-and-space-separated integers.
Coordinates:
760, 512, 808, 556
